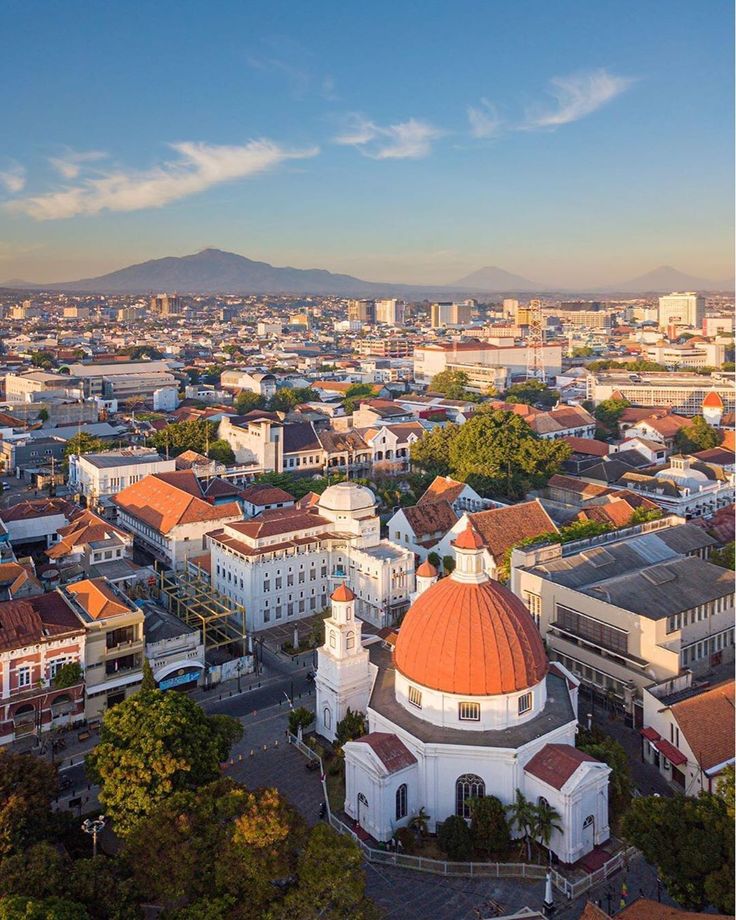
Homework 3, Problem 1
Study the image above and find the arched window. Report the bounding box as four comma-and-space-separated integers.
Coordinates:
395, 783, 408, 820
538, 795, 549, 809
346, 630, 355, 650
323, 707, 331, 730
455, 773, 485, 818
583, 814, 594, 828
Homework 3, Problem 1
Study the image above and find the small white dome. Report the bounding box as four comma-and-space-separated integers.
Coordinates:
318, 481, 376, 513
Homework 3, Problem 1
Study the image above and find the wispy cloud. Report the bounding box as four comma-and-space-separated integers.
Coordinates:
247, 37, 338, 100
6, 140, 319, 221
524, 69, 634, 129
49, 149, 108, 180
335, 115, 443, 159
467, 99, 502, 139
0, 163, 26, 194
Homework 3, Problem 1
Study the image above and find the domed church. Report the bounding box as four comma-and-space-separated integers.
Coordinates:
315, 522, 610, 864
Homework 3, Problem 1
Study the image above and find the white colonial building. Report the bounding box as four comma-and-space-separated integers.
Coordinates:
316, 523, 611, 865
208, 482, 415, 631
68, 448, 176, 508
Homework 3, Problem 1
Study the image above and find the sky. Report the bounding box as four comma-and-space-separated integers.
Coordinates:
0, 0, 733, 287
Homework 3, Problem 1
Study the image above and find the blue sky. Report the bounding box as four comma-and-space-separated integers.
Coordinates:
0, 0, 732, 286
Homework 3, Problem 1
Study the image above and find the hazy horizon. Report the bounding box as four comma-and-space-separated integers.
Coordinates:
1, 0, 733, 287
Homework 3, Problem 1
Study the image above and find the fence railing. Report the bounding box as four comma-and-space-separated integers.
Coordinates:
287, 733, 633, 898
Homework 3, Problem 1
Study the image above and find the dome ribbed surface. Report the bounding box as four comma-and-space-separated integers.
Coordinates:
394, 577, 548, 696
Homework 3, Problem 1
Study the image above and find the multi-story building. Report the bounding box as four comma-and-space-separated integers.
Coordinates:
586, 372, 736, 417
113, 470, 242, 568
63, 577, 146, 720
641, 673, 734, 794
68, 448, 177, 508
511, 517, 735, 724
374, 299, 406, 326
0, 498, 76, 548
256, 321, 283, 337
220, 370, 277, 398
150, 293, 183, 316
430, 301, 473, 328
658, 292, 705, 330
45, 509, 139, 584
414, 341, 563, 390
356, 338, 415, 358
4, 370, 82, 403
208, 482, 414, 630
347, 299, 375, 324
643, 340, 726, 369
66, 360, 176, 399
615, 454, 735, 519
0, 591, 86, 745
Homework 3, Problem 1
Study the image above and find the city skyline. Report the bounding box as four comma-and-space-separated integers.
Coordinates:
0, 0, 733, 287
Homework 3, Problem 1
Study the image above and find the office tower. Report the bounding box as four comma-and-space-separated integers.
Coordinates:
374, 299, 406, 325
658, 292, 705, 330
150, 293, 183, 316
430, 301, 472, 328
347, 299, 376, 324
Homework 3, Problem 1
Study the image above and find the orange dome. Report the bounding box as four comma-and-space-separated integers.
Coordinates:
331, 583, 356, 602
703, 391, 724, 409
394, 577, 547, 696
416, 560, 438, 578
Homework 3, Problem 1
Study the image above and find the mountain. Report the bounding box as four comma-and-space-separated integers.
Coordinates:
599, 265, 729, 293
39, 249, 403, 296
451, 265, 546, 292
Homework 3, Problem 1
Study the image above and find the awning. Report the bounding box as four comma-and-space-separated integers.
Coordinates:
640, 726, 661, 742
655, 739, 687, 766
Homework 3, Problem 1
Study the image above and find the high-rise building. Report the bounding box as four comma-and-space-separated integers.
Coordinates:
514, 303, 533, 326
347, 299, 376, 324
150, 293, 183, 316
430, 301, 472, 328
658, 292, 705, 330
503, 298, 519, 318
374, 298, 405, 326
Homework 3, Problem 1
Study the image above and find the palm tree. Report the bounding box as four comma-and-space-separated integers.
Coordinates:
505, 790, 536, 861
533, 799, 563, 864
409, 807, 431, 847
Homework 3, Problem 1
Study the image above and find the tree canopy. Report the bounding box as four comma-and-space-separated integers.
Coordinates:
428, 370, 481, 402
411, 410, 569, 499
593, 398, 631, 432
674, 415, 722, 453
148, 420, 218, 458
62, 433, 110, 460
622, 793, 733, 913
342, 384, 377, 415
86, 686, 242, 836
269, 387, 319, 413
710, 541, 735, 571
502, 380, 559, 408
0, 751, 58, 859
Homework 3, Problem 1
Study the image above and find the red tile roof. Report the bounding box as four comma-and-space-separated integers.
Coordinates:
524, 743, 599, 790
418, 475, 467, 505
113, 473, 241, 534
352, 732, 417, 774
562, 437, 610, 457
331, 583, 355, 602
65, 578, 137, 621
670, 678, 735, 773
466, 500, 558, 560
654, 738, 687, 766
402, 499, 458, 539
618, 898, 733, 920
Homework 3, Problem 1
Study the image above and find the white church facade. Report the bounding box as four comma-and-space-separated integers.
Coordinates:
315, 523, 611, 865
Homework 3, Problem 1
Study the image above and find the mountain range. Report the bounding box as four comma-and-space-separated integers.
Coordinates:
1, 249, 731, 295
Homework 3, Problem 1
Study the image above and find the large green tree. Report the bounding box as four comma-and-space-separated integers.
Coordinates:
342, 384, 377, 415
578, 729, 632, 819
62, 433, 109, 460
86, 688, 242, 835
429, 370, 481, 402
447, 410, 570, 499
0, 896, 89, 920
710, 542, 735, 570
469, 795, 511, 858
622, 793, 734, 913
503, 380, 559, 408
149, 420, 218, 458
674, 415, 722, 453
593, 398, 631, 432
276, 824, 377, 920
269, 387, 319, 413
409, 424, 456, 478
0, 752, 58, 859
233, 391, 266, 414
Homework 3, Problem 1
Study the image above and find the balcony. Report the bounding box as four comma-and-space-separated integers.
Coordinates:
105, 654, 142, 677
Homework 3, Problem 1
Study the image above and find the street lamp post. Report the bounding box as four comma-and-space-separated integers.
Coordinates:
81, 815, 106, 858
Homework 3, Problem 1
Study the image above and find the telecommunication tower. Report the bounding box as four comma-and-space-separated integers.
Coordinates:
525, 299, 546, 382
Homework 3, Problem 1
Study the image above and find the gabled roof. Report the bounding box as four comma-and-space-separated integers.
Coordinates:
562, 437, 610, 457
65, 577, 138, 621
46, 509, 130, 559
418, 475, 468, 505
282, 421, 322, 454
239, 483, 295, 505
351, 732, 417, 774
113, 472, 241, 534
0, 592, 83, 651
524, 743, 599, 790
402, 499, 458, 540
670, 678, 735, 773
225, 509, 331, 541
467, 500, 558, 561
0, 498, 76, 524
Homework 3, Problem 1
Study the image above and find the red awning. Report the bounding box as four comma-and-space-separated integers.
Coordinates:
655, 739, 687, 766
640, 726, 661, 742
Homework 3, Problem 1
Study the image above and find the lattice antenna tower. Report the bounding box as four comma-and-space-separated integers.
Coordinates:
525, 299, 546, 382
